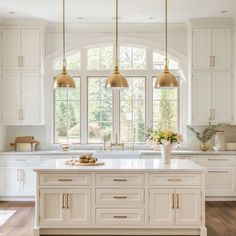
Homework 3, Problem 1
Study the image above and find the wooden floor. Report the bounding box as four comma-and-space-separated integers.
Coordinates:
0, 201, 236, 236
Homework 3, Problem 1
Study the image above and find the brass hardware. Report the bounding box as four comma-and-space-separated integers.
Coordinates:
172, 193, 175, 209
168, 178, 182, 182
176, 193, 180, 209
154, 0, 178, 89
208, 159, 229, 161
21, 169, 24, 181
113, 178, 127, 182
15, 159, 26, 162
210, 56, 212, 67
17, 169, 19, 181
66, 193, 69, 209
113, 215, 127, 219
212, 109, 215, 120
18, 56, 21, 67
54, 0, 75, 89
208, 170, 229, 173
109, 134, 125, 151
62, 193, 65, 209
21, 56, 24, 67
113, 195, 128, 199
58, 179, 73, 182
105, 0, 128, 90
213, 56, 216, 67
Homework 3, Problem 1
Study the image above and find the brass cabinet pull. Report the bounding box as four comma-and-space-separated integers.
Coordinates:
113, 215, 127, 219
172, 193, 175, 209
168, 178, 182, 182
15, 159, 26, 162
113, 179, 127, 182
213, 56, 216, 67
208, 159, 229, 161
62, 193, 65, 209
58, 179, 73, 182
176, 194, 180, 209
113, 195, 127, 199
18, 56, 21, 67
21, 56, 24, 67
66, 193, 69, 209
208, 170, 229, 173
210, 56, 212, 67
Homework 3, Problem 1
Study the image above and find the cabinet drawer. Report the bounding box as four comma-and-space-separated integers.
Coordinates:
96, 189, 144, 206
0, 155, 41, 164
96, 174, 144, 186
39, 174, 91, 186
198, 155, 233, 164
149, 174, 201, 186
173, 155, 198, 163
96, 209, 144, 226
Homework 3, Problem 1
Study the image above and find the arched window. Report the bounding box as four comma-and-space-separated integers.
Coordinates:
53, 44, 181, 144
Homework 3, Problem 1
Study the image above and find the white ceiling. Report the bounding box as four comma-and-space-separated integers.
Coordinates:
0, 0, 235, 23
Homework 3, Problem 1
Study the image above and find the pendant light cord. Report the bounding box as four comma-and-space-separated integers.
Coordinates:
165, 0, 168, 67
63, 0, 66, 69
115, 0, 119, 67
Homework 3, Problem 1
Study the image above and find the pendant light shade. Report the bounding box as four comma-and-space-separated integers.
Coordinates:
54, 0, 76, 89
105, 0, 128, 90
154, 0, 178, 89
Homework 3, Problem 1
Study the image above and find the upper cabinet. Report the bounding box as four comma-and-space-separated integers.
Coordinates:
192, 28, 233, 70
1, 27, 44, 125
189, 19, 235, 125
2, 29, 41, 71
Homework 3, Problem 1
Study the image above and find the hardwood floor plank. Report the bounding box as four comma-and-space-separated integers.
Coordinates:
0, 201, 236, 236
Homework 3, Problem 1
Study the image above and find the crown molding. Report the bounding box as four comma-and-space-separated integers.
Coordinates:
0, 19, 48, 28
188, 18, 235, 28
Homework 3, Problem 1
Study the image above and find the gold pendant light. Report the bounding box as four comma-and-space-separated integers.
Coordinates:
54, 0, 76, 89
154, 0, 178, 89
105, 0, 128, 90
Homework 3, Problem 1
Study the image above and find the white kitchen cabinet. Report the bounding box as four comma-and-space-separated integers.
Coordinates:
2, 71, 43, 125
149, 189, 175, 225
20, 167, 37, 195
191, 71, 211, 124
192, 28, 233, 70
39, 188, 91, 227
149, 188, 201, 226
39, 189, 65, 226
1, 29, 41, 71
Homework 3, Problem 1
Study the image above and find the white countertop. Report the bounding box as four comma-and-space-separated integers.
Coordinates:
34, 158, 206, 173
1, 149, 236, 155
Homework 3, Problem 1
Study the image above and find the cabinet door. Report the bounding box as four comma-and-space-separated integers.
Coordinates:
0, 167, 20, 196
2, 72, 21, 124
1, 29, 21, 70
66, 189, 91, 225
191, 71, 212, 124
21, 72, 42, 124
39, 189, 65, 226
212, 29, 233, 70
21, 30, 41, 70
20, 166, 38, 196
205, 166, 235, 195
149, 189, 175, 225
192, 29, 212, 70
212, 72, 233, 123
175, 189, 201, 226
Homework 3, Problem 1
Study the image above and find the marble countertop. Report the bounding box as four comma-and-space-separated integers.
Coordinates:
34, 158, 206, 173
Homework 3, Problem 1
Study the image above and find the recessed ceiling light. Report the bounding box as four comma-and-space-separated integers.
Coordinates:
9, 11, 15, 14
77, 17, 84, 20
221, 10, 229, 13
149, 17, 155, 20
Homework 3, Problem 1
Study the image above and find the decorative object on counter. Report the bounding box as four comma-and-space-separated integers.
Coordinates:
54, 0, 76, 89
226, 142, 236, 151
214, 130, 226, 151
154, 0, 178, 89
65, 154, 104, 166
60, 143, 71, 151
10, 136, 39, 152
187, 124, 218, 151
105, 0, 128, 90
145, 128, 183, 164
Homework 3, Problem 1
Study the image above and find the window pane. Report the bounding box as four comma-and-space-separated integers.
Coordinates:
120, 46, 132, 70
88, 77, 112, 143
101, 47, 113, 70
153, 77, 178, 132
153, 52, 179, 70
54, 52, 80, 70
88, 47, 100, 70
54, 77, 80, 143
120, 77, 145, 143
133, 48, 146, 69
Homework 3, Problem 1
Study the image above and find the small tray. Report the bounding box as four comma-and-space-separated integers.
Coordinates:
77, 161, 105, 166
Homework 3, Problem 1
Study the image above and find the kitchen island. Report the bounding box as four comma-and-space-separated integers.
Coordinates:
34, 158, 207, 236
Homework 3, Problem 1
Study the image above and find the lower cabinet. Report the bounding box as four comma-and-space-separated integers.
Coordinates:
0, 165, 38, 196
149, 189, 201, 226
39, 188, 91, 226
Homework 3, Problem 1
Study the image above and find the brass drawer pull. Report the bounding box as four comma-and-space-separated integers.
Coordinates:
208, 170, 229, 173
208, 159, 229, 161
58, 179, 73, 182
172, 193, 175, 209
113, 179, 127, 182
62, 193, 65, 209
168, 178, 182, 182
66, 193, 69, 209
15, 159, 26, 162
176, 193, 180, 209
113, 196, 128, 199
113, 215, 127, 219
